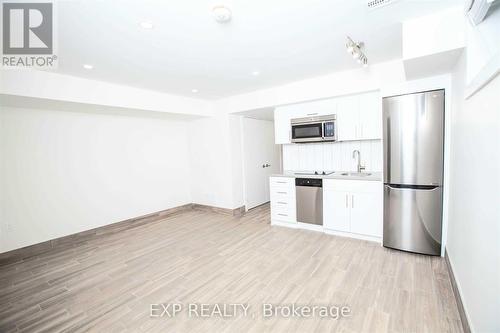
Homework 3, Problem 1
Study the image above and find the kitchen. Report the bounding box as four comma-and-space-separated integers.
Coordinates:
270, 89, 444, 256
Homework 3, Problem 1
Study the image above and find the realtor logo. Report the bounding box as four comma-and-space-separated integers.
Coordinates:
2, 1, 57, 67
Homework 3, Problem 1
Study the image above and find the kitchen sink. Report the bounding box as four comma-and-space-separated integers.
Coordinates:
340, 172, 372, 177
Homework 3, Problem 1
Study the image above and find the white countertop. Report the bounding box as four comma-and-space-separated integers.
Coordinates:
271, 171, 382, 181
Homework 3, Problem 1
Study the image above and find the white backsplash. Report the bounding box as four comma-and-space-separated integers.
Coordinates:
282, 140, 382, 172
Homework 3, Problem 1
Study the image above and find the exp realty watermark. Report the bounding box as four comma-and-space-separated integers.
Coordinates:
2, 1, 57, 68
150, 303, 351, 320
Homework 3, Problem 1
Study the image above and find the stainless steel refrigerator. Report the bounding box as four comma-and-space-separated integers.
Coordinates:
382, 90, 444, 256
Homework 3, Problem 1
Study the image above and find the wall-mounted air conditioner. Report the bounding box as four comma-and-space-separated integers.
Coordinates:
465, 0, 498, 26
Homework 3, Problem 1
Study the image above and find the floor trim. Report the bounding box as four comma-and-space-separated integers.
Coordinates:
0, 203, 245, 266
192, 204, 245, 217
445, 249, 471, 333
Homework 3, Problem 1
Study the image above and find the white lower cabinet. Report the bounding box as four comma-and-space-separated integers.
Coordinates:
324, 190, 350, 231
323, 179, 382, 238
269, 177, 296, 223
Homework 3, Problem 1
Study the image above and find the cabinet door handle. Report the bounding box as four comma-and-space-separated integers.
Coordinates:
278, 213, 288, 217
307, 113, 318, 116
277, 202, 287, 205
345, 194, 348, 208
277, 181, 287, 184
351, 194, 354, 208
277, 191, 287, 194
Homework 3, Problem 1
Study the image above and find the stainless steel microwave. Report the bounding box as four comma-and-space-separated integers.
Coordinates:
291, 114, 337, 143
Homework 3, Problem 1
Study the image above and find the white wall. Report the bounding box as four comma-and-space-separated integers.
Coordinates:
0, 106, 192, 253
188, 113, 245, 210
214, 60, 406, 113
402, 6, 465, 60
447, 52, 500, 333
282, 140, 382, 173
466, 4, 500, 85
0, 69, 213, 117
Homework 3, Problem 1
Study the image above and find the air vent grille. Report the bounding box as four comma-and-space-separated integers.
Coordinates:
367, 0, 398, 9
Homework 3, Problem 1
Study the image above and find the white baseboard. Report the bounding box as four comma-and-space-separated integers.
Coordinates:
271, 220, 381, 243
323, 228, 381, 243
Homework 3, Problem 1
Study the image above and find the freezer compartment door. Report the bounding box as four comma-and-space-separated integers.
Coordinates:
383, 185, 442, 255
383, 90, 444, 186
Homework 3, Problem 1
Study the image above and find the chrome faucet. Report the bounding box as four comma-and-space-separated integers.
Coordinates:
352, 150, 366, 173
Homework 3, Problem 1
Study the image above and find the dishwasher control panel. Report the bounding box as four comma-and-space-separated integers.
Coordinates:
295, 178, 323, 187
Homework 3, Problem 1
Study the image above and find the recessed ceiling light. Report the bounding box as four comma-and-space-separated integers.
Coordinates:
251, 71, 260, 76
139, 21, 154, 29
83, 64, 93, 70
191, 89, 199, 93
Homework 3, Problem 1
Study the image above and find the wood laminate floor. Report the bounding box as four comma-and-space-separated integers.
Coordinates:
0, 204, 462, 332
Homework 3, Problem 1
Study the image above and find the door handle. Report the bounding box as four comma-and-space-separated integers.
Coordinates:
386, 184, 440, 191
345, 194, 348, 208
351, 194, 354, 208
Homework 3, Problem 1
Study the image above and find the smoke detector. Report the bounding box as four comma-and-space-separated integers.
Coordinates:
212, 5, 232, 23
367, 0, 399, 10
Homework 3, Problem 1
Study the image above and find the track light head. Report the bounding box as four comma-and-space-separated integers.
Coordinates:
345, 36, 368, 68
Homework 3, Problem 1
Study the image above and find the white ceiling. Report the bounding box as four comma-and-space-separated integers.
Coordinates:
53, 0, 462, 99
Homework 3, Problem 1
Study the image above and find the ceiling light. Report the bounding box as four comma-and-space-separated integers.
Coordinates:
251, 71, 260, 76
83, 64, 93, 70
191, 89, 199, 93
139, 21, 154, 29
212, 5, 232, 23
346, 36, 368, 67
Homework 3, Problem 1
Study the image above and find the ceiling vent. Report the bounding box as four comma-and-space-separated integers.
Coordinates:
367, 0, 399, 10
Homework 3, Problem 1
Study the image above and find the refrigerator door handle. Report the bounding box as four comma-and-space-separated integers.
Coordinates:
386, 184, 440, 191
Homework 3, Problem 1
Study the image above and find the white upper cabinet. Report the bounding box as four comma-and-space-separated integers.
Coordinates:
336, 95, 359, 141
337, 91, 382, 141
274, 104, 301, 144
358, 91, 382, 140
303, 99, 337, 117
273, 91, 381, 144
274, 99, 337, 144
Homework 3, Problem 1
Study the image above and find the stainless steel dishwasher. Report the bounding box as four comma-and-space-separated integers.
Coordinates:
295, 178, 323, 225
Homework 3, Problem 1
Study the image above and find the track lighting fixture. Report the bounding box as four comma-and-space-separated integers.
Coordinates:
346, 36, 368, 67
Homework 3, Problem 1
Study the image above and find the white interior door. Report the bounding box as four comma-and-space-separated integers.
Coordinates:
242, 118, 280, 209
